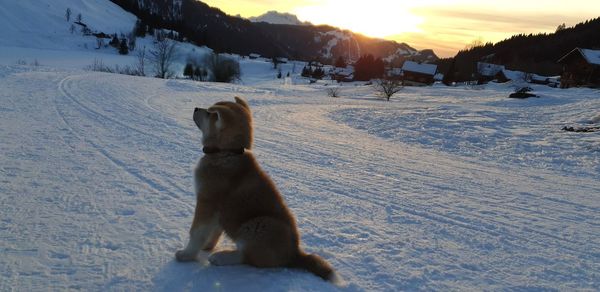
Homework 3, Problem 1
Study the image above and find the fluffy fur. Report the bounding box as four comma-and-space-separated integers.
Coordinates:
175, 97, 335, 281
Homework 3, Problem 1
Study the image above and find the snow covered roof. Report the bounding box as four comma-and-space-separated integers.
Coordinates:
558, 48, 600, 65
401, 61, 437, 75
580, 49, 600, 65
332, 67, 353, 76
477, 62, 505, 77
499, 69, 526, 81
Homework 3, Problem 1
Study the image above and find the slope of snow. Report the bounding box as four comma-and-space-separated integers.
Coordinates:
0, 0, 137, 50
0, 63, 599, 290
249, 11, 307, 26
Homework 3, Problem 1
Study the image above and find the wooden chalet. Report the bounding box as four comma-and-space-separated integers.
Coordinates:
557, 48, 600, 88
400, 61, 437, 86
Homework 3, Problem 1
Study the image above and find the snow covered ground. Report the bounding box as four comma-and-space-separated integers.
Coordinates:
1, 1, 600, 290
1, 62, 599, 291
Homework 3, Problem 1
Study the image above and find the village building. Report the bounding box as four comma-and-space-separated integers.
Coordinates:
557, 48, 600, 88
494, 69, 526, 83
330, 66, 354, 82
529, 74, 560, 87
400, 61, 437, 86
477, 62, 505, 83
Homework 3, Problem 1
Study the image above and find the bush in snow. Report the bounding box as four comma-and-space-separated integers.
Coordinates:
311, 67, 325, 79
203, 53, 240, 83
85, 59, 113, 73
327, 87, 341, 98
183, 62, 209, 81
85, 59, 144, 76
301, 66, 312, 77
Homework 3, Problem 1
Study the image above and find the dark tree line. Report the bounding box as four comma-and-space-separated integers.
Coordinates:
438, 17, 600, 83
353, 54, 384, 81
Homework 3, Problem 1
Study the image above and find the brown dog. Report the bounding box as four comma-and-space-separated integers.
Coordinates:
175, 97, 335, 281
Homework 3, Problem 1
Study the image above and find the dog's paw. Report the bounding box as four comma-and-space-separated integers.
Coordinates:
175, 250, 196, 262
208, 251, 243, 266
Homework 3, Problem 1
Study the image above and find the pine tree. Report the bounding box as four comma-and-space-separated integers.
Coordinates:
119, 39, 129, 55
183, 63, 194, 79
109, 34, 118, 47
133, 20, 146, 37
335, 56, 346, 68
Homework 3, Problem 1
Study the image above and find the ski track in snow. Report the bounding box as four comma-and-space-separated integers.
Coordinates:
1, 66, 599, 291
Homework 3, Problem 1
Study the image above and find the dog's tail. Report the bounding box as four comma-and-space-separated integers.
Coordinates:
289, 251, 337, 282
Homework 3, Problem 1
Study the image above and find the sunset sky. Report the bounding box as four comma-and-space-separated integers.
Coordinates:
202, 0, 600, 57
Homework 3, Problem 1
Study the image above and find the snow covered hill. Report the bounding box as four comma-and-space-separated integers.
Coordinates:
1, 63, 599, 290
0, 0, 137, 50
249, 11, 308, 26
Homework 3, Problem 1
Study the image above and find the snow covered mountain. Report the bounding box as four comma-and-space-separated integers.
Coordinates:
249, 11, 308, 26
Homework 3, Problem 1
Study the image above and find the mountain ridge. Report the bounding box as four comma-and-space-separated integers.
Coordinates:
110, 0, 438, 64
249, 11, 309, 26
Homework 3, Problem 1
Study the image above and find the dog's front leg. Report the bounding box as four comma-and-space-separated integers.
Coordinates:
175, 198, 222, 262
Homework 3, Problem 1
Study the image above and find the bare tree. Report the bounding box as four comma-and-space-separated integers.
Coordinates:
149, 38, 177, 79
95, 38, 104, 49
65, 8, 71, 22
464, 37, 484, 50
374, 79, 402, 101
135, 46, 146, 76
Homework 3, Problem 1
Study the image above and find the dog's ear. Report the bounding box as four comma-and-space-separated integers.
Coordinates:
234, 96, 250, 111
207, 105, 233, 128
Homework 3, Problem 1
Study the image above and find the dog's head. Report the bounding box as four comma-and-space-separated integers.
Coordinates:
193, 97, 253, 150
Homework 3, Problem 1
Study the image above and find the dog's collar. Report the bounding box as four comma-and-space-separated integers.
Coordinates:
202, 146, 246, 155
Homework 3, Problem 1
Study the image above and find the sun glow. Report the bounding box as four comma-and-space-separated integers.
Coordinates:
294, 1, 423, 38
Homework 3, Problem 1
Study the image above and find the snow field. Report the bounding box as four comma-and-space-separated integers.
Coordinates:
1, 64, 599, 290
